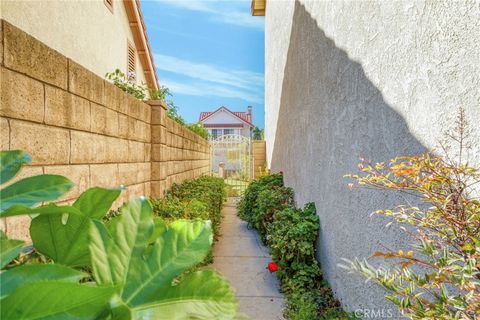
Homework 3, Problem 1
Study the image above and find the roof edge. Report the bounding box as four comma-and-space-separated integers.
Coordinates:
123, 0, 159, 90
200, 106, 254, 127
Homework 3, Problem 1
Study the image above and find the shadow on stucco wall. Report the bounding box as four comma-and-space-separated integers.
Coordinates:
270, 1, 428, 315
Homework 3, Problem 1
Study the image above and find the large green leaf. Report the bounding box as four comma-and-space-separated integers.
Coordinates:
133, 270, 238, 320
89, 199, 155, 286
72, 187, 121, 220
0, 174, 73, 212
0, 231, 24, 269
30, 188, 121, 267
148, 217, 168, 244
0, 281, 116, 320
0, 150, 31, 185
1, 203, 82, 218
0, 264, 85, 299
124, 219, 213, 306
89, 199, 234, 312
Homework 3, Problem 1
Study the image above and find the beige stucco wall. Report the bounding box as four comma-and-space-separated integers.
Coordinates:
0, 0, 148, 86
265, 0, 480, 315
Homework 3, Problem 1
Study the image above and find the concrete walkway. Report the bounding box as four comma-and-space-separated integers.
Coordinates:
212, 198, 284, 320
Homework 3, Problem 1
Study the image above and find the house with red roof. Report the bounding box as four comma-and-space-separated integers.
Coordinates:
199, 106, 254, 140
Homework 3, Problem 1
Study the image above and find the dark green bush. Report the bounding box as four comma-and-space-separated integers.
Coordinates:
237, 173, 283, 220
267, 203, 319, 285
253, 186, 294, 240
238, 174, 353, 319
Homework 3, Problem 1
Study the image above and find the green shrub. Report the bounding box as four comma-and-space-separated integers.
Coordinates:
237, 172, 284, 222
284, 292, 319, 320
238, 173, 352, 319
0, 150, 239, 319
150, 176, 226, 266
166, 176, 226, 238
253, 186, 294, 240
151, 197, 209, 221
267, 203, 320, 284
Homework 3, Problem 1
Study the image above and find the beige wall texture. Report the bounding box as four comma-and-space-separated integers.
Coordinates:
0, 0, 149, 86
0, 20, 210, 241
265, 0, 480, 315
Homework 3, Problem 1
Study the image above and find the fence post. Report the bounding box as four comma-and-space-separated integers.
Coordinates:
218, 162, 225, 179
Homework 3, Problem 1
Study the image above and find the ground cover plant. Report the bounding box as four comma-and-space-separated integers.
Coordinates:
238, 173, 352, 319
0, 150, 239, 319
343, 109, 480, 319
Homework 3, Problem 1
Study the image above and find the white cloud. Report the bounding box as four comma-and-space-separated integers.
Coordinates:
153, 0, 264, 29
160, 78, 263, 103
154, 54, 263, 92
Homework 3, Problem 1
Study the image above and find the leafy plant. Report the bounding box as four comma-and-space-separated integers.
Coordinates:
149, 85, 171, 101
0, 231, 24, 269
90, 199, 238, 318
151, 176, 226, 266
166, 176, 226, 238
238, 173, 351, 319
252, 127, 264, 140
166, 101, 186, 125
30, 187, 121, 267
237, 172, 283, 221
151, 197, 209, 221
252, 186, 294, 240
187, 122, 209, 139
342, 109, 480, 319
267, 203, 320, 288
0, 150, 240, 319
105, 69, 148, 100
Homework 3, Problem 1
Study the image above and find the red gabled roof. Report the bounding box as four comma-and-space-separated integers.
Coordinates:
203, 123, 244, 128
199, 106, 253, 126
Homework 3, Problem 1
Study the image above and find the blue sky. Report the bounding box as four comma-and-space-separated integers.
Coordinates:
140, 0, 265, 128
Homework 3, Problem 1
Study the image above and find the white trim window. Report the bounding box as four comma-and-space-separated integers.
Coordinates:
211, 129, 221, 139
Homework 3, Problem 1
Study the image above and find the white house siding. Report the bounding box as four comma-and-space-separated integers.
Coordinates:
265, 0, 480, 314
202, 109, 252, 139
1, 0, 148, 86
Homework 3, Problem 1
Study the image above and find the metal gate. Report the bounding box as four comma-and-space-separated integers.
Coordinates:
210, 134, 252, 195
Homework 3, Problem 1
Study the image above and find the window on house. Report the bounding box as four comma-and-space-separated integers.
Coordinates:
224, 129, 234, 135
211, 129, 220, 139
104, 0, 113, 12
127, 42, 136, 81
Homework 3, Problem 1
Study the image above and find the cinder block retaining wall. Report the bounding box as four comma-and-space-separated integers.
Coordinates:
0, 20, 210, 241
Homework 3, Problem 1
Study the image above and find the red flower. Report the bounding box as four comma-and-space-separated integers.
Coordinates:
267, 262, 278, 273
279, 171, 283, 175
